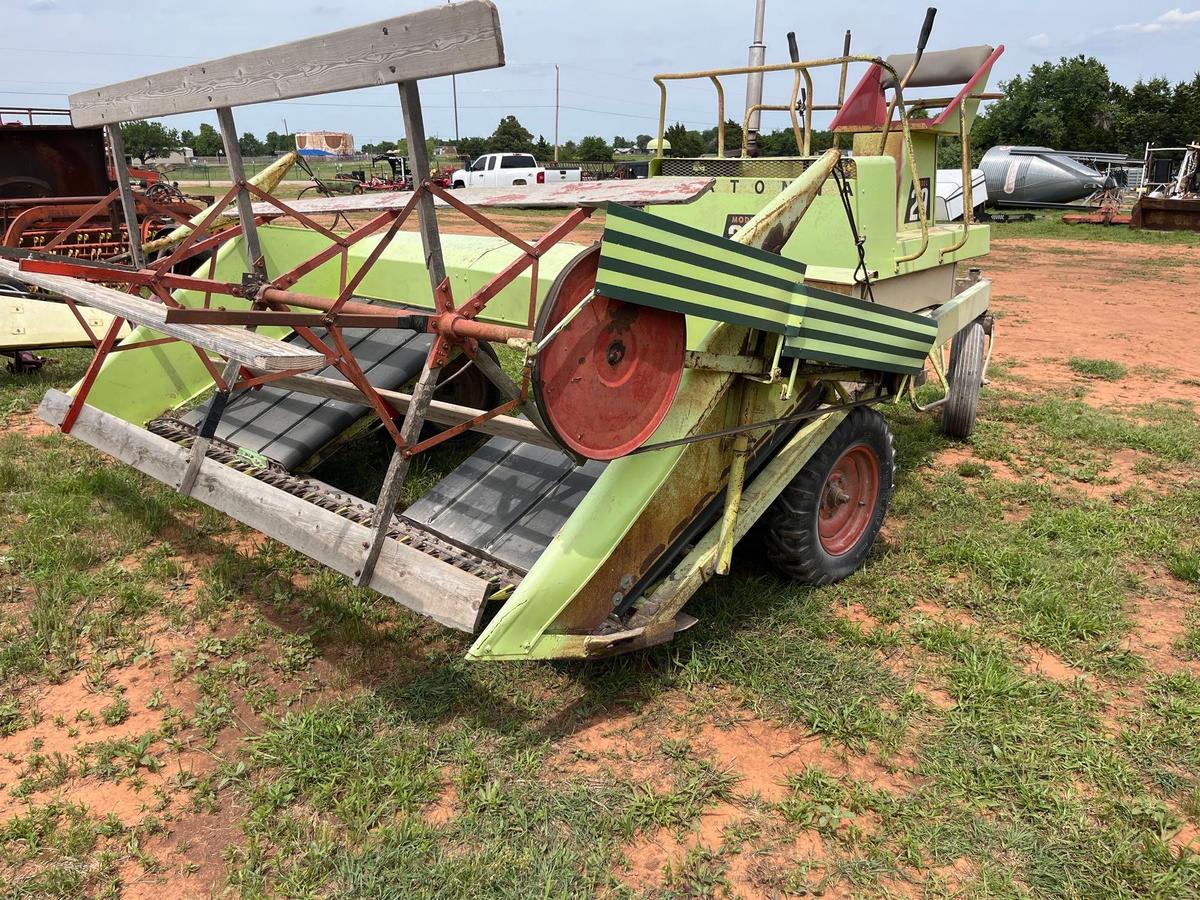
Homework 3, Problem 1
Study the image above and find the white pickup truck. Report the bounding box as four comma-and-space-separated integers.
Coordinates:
450, 153, 581, 189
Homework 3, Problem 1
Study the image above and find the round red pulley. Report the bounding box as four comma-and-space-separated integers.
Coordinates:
532, 245, 685, 461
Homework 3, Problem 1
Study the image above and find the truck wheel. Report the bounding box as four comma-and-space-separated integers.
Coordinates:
512, 179, 527, 186
942, 319, 986, 440
453, 180, 465, 189
764, 407, 895, 586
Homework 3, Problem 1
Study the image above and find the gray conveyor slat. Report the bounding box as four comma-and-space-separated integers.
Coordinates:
403, 437, 605, 574
182, 326, 432, 471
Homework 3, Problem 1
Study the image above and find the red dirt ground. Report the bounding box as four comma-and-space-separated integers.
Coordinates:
984, 238, 1200, 406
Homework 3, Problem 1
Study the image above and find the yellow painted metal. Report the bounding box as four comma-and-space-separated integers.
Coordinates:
472, 153, 845, 660
711, 76, 725, 157
140, 151, 298, 255
715, 370, 762, 576
0, 296, 128, 351
654, 55, 902, 160
652, 54, 931, 267
939, 104, 974, 261
731, 148, 841, 250
629, 411, 848, 631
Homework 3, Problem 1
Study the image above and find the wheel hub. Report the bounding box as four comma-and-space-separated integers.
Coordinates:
818, 443, 880, 556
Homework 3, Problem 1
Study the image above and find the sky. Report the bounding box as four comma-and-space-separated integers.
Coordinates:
2, 0, 1200, 148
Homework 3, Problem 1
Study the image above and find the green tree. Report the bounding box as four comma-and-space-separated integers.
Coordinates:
576, 135, 613, 161
1113, 78, 1177, 152
703, 119, 743, 154
534, 135, 552, 159
559, 140, 578, 161
119, 120, 181, 163
238, 132, 265, 157
1168, 74, 1200, 150
264, 131, 297, 154
972, 56, 1117, 152
636, 134, 653, 151
191, 123, 224, 157
612, 135, 632, 149
488, 115, 535, 154
663, 122, 705, 158
458, 136, 488, 160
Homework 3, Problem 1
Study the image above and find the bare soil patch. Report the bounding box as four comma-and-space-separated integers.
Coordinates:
1123, 570, 1198, 677
987, 238, 1200, 407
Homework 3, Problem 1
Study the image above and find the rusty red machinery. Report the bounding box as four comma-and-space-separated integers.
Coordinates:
6, 1, 1003, 661
0, 108, 212, 370
1131, 144, 1200, 232
1, 109, 205, 258
16, 175, 609, 460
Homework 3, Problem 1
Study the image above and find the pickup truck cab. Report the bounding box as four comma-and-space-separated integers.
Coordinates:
450, 153, 581, 189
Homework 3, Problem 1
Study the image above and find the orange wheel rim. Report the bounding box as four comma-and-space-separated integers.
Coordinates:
818, 444, 879, 556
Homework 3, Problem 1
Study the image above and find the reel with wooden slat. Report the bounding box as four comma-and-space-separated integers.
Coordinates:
531, 245, 687, 461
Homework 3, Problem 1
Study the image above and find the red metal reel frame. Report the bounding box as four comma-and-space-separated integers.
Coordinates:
3, 193, 202, 260
20, 177, 597, 461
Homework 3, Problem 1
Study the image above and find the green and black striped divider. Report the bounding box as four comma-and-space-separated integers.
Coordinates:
596, 203, 937, 376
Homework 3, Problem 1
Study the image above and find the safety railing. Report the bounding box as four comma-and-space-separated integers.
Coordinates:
652, 54, 932, 264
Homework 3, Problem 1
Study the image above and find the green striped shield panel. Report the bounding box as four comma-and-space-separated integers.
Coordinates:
596, 203, 937, 375
780, 284, 939, 375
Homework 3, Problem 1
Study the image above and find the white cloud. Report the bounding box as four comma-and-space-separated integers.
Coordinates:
1158, 7, 1200, 23
1111, 7, 1200, 34
26, 0, 56, 11
1025, 32, 1051, 49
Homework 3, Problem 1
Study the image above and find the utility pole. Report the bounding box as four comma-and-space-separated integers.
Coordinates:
743, 0, 767, 157
554, 64, 561, 164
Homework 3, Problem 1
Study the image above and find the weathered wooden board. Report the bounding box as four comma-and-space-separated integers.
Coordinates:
0, 259, 323, 372
69, 1, 504, 126
38, 389, 489, 632
250, 178, 716, 215
270, 372, 561, 450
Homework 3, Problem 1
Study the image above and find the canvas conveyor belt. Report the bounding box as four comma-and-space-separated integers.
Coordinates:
146, 417, 523, 595
156, 317, 611, 593
404, 438, 606, 575
179, 324, 432, 471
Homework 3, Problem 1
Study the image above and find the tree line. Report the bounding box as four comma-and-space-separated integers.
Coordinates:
971, 55, 1200, 158
118, 55, 1200, 167
118, 121, 298, 162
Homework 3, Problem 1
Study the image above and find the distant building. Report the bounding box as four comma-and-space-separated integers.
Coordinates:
158, 147, 194, 166
435, 144, 458, 158
295, 131, 355, 158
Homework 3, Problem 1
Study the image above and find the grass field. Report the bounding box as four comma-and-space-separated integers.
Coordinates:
0, 221, 1198, 898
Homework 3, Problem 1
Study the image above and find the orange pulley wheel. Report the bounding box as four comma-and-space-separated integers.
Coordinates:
532, 245, 686, 461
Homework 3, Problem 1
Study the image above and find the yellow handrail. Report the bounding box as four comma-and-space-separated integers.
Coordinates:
653, 54, 932, 267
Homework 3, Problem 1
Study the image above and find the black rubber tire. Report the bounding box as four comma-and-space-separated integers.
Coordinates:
763, 407, 895, 586
942, 319, 986, 440
418, 344, 503, 444
452, 180, 466, 189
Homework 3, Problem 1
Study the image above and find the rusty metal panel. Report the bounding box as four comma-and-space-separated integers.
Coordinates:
1131, 196, 1200, 232
0, 125, 109, 200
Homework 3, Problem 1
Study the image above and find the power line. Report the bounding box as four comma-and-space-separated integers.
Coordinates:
0, 46, 202, 60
